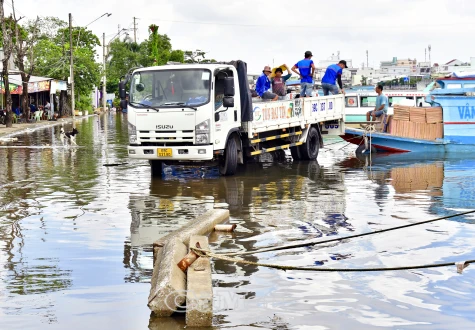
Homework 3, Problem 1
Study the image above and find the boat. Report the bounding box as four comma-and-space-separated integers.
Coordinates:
340, 76, 475, 153
344, 89, 429, 123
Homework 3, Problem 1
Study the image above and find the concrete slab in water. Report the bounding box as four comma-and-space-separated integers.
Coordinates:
186, 235, 213, 327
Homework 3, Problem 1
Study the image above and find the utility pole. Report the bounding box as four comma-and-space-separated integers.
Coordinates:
366, 50, 369, 68
103, 33, 107, 112
69, 13, 75, 125
425, 48, 427, 62
428, 45, 431, 63
133, 17, 138, 43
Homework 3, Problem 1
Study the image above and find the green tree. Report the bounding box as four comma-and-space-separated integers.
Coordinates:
169, 49, 184, 63
32, 21, 101, 115
106, 38, 141, 93
184, 50, 216, 64
12, 16, 39, 121
361, 76, 368, 86
0, 3, 14, 127
106, 28, 184, 93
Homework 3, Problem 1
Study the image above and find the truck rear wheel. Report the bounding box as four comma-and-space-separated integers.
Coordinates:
219, 136, 238, 176
290, 145, 303, 161
300, 127, 320, 160
150, 160, 163, 177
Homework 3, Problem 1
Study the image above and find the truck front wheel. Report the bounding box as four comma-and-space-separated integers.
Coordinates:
300, 127, 320, 160
219, 136, 238, 176
150, 160, 163, 177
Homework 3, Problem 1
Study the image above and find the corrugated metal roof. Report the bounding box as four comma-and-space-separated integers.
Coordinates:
8, 74, 53, 85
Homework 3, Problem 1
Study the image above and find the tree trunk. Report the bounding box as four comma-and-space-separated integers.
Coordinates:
20, 71, 30, 122
0, 0, 13, 127
1, 67, 13, 127
59, 90, 71, 117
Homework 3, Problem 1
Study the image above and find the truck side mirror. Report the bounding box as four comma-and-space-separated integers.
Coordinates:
119, 80, 126, 99
223, 96, 234, 108
224, 77, 235, 97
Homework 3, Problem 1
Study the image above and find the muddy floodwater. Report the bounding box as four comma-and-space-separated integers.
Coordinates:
1, 114, 475, 330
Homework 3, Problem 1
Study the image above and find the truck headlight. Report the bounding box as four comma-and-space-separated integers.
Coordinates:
196, 133, 209, 144
195, 119, 210, 145
128, 123, 138, 144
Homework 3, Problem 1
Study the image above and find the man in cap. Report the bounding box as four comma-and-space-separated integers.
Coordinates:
292, 51, 315, 97
321, 60, 348, 95
255, 66, 279, 101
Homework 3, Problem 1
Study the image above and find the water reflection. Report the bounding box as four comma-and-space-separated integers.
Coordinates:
1, 114, 475, 329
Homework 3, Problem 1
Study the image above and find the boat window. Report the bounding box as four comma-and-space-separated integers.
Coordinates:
464, 83, 475, 88
345, 96, 358, 107
416, 97, 430, 107
360, 96, 377, 107
446, 84, 462, 89
388, 96, 414, 107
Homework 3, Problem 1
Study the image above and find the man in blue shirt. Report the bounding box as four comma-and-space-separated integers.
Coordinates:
255, 66, 278, 101
321, 60, 348, 96
292, 51, 315, 97
366, 84, 388, 121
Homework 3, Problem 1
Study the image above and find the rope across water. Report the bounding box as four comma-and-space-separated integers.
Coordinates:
191, 210, 475, 273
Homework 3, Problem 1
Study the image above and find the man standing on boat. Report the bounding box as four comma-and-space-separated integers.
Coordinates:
366, 84, 388, 121
321, 60, 348, 95
292, 51, 315, 97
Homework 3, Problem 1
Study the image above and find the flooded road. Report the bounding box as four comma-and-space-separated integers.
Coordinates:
1, 114, 475, 329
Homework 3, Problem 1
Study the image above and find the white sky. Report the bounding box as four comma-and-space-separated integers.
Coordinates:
3, 0, 475, 74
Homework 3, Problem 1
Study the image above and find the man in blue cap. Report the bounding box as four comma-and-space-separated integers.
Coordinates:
321, 60, 348, 95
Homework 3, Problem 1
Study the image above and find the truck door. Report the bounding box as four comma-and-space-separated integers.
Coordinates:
214, 69, 240, 149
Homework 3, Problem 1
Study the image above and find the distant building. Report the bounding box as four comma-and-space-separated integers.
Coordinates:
430, 58, 475, 77
316, 53, 353, 85
380, 57, 417, 74
417, 61, 431, 75
0, 48, 17, 71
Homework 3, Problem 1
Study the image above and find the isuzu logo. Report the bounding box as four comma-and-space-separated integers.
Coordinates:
156, 125, 174, 129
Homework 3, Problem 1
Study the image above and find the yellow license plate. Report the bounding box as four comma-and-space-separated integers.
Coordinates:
157, 148, 172, 157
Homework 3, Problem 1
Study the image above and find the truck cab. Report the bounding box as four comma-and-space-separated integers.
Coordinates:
126, 64, 241, 172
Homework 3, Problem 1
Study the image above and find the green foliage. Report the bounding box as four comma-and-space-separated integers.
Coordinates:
169, 50, 184, 63
76, 95, 92, 112
32, 18, 101, 104
361, 76, 368, 86
184, 50, 216, 64
106, 27, 184, 93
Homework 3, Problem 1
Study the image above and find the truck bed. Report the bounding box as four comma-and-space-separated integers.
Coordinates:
244, 94, 345, 135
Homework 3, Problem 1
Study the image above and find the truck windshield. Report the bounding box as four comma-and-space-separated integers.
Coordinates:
130, 69, 211, 108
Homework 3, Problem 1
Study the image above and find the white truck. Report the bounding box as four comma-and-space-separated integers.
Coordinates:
119, 61, 345, 176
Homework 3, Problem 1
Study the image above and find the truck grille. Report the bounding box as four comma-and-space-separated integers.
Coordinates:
137, 130, 194, 145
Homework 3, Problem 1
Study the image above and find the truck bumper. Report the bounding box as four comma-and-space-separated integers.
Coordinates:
127, 145, 214, 161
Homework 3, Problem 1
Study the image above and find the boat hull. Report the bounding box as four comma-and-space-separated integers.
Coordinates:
340, 128, 475, 153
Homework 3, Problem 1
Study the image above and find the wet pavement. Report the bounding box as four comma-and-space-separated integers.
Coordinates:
1, 113, 475, 330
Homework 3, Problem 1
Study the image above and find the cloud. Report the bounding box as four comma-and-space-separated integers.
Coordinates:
4, 0, 475, 73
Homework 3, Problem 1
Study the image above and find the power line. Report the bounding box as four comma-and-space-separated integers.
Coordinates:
141, 18, 475, 30
3, 0, 27, 18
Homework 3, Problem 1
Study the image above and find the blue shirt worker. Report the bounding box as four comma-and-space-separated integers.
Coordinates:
366, 84, 388, 121
321, 60, 348, 95
255, 66, 278, 101
292, 51, 315, 97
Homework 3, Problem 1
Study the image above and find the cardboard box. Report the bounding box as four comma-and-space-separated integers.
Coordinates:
393, 105, 410, 121
410, 107, 426, 123
426, 107, 443, 123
